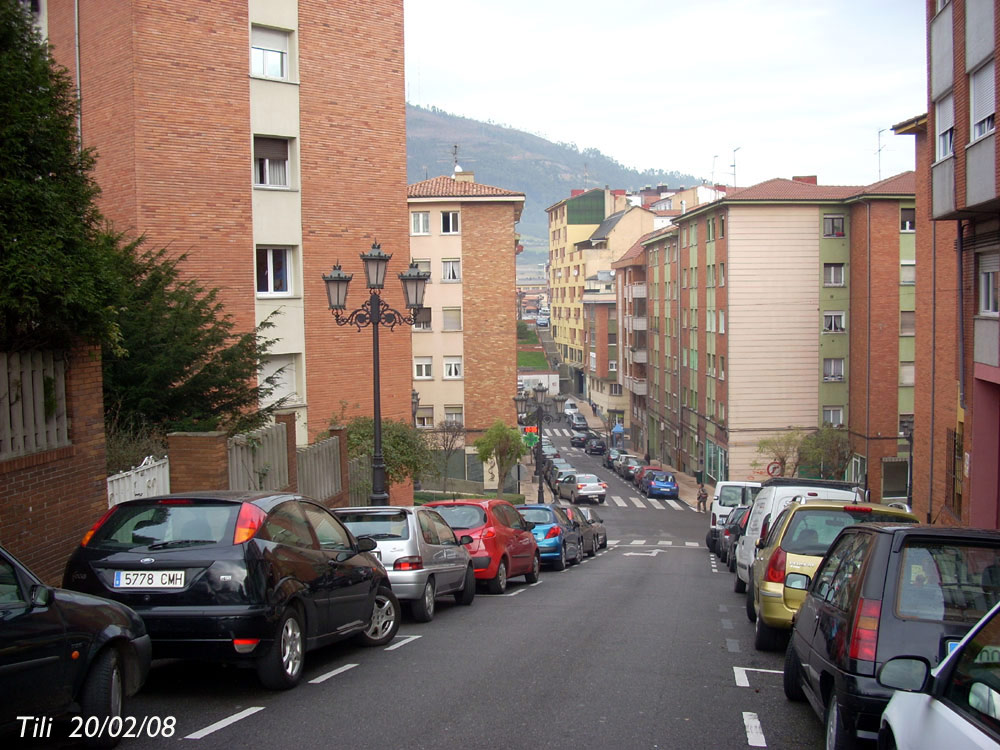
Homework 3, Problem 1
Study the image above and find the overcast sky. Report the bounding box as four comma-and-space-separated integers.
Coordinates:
404, 0, 927, 188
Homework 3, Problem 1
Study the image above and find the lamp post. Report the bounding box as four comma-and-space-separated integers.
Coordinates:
411, 389, 421, 427
322, 242, 430, 505
513, 383, 567, 504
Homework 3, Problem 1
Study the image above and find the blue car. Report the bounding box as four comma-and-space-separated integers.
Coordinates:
518, 504, 584, 571
641, 470, 679, 499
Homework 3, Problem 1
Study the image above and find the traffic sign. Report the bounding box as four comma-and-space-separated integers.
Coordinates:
766, 461, 782, 477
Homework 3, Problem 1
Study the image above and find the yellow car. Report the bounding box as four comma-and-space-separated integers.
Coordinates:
747, 499, 918, 651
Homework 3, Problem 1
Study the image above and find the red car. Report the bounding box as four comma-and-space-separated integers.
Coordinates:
425, 500, 540, 594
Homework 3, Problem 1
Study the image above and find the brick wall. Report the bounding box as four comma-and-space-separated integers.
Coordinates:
462, 203, 519, 439
0, 347, 107, 584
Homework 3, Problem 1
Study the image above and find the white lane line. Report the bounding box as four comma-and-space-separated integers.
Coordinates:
685, 542, 699, 547
657, 540, 673, 546
726, 638, 740, 653
611, 496, 627, 507
384, 634, 422, 651
185, 707, 265, 740
743, 712, 767, 747
666, 499, 684, 511
529, 580, 543, 587
504, 588, 525, 596
630, 539, 647, 545
630, 497, 645, 508
309, 663, 359, 684
734, 666, 783, 687
721, 618, 733, 630
647, 498, 664, 509
607, 539, 621, 545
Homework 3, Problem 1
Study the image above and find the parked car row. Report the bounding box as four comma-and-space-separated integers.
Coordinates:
2, 490, 611, 743
706, 476, 1000, 748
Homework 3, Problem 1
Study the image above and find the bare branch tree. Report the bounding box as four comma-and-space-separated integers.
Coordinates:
433, 420, 466, 494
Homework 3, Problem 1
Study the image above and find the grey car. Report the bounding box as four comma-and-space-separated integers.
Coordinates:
335, 506, 475, 622
556, 472, 607, 504
575, 506, 608, 548
548, 466, 578, 491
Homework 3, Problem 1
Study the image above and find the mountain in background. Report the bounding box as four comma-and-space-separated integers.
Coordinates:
406, 104, 704, 272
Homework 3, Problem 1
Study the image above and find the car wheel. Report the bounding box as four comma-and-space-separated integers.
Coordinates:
570, 539, 583, 565
783, 638, 805, 702
357, 586, 400, 647
79, 647, 124, 748
728, 554, 737, 573
599, 496, 605, 504
734, 569, 746, 593
719, 546, 728, 564
256, 606, 305, 690
746, 580, 757, 623
705, 532, 715, 553
587, 535, 597, 557
410, 578, 436, 623
754, 611, 782, 651
454, 566, 476, 605
487, 559, 509, 594
825, 691, 854, 750
599, 533, 607, 549
552, 544, 567, 571
524, 553, 541, 584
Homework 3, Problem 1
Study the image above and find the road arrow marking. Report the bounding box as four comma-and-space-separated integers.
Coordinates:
623, 548, 665, 557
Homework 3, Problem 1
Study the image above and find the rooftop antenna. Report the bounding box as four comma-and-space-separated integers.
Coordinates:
710, 155, 718, 185
438, 144, 474, 175
730, 146, 741, 187
876, 128, 886, 180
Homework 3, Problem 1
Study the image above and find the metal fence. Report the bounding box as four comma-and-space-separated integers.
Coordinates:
228, 422, 289, 491
297, 436, 342, 502
106, 454, 171, 506
0, 350, 69, 460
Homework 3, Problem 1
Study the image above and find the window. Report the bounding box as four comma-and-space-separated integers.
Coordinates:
441, 211, 460, 234
719, 263, 726, 286
442, 259, 461, 282
610, 383, 622, 396
718, 310, 725, 334
980, 254, 999, 315
256, 247, 292, 295
259, 354, 298, 406
936, 94, 955, 160
413, 306, 432, 330
719, 215, 725, 238
823, 263, 845, 287
414, 357, 432, 379
899, 414, 914, 437
411, 212, 430, 235
608, 359, 617, 372
254, 137, 288, 187
823, 358, 845, 382
251, 27, 289, 80
942, 601, 1000, 726
822, 406, 844, 426
971, 61, 996, 140
444, 405, 463, 425
444, 356, 463, 379
442, 307, 462, 330
301, 504, 351, 551
901, 262, 916, 285
900, 361, 915, 387
900, 310, 916, 336
900, 208, 916, 232
823, 215, 845, 237
415, 406, 433, 428
260, 502, 315, 549
823, 311, 846, 333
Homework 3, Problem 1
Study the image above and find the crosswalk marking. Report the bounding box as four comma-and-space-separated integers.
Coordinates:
685, 542, 699, 547
607, 539, 620, 546
630, 539, 646, 545
647, 498, 664, 509
629, 497, 644, 508
666, 499, 684, 511
657, 540, 673, 546
611, 496, 627, 507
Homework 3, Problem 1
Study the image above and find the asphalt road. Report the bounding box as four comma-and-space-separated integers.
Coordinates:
15, 430, 826, 750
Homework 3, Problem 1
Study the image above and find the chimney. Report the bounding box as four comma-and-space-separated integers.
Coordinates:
454, 170, 475, 183
792, 175, 818, 185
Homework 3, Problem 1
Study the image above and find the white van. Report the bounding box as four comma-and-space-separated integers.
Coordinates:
563, 400, 579, 416
706, 481, 761, 553
733, 478, 862, 593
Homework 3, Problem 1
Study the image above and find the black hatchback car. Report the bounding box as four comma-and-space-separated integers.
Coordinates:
782, 524, 1000, 748
1, 545, 150, 747
584, 437, 607, 455
63, 492, 399, 690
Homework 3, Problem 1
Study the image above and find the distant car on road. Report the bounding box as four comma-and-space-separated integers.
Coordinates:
556, 472, 608, 504
569, 413, 588, 430
570, 431, 590, 448
536, 315, 550, 328
640, 470, 679, 499
563, 400, 579, 416
573, 506, 608, 549
585, 437, 607, 455
518, 504, 584, 571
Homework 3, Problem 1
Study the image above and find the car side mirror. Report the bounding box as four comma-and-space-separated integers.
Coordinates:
755, 538, 766, 550
784, 572, 811, 590
356, 537, 378, 553
524, 522, 535, 531
458, 535, 473, 545
877, 657, 930, 692
29, 584, 52, 608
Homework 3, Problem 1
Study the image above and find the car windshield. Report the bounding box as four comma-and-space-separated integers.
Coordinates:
337, 511, 410, 540
782, 508, 916, 556
897, 541, 1000, 624
650, 472, 673, 483
88, 501, 239, 549
519, 508, 556, 524
717, 486, 745, 507
430, 504, 487, 530
576, 474, 599, 484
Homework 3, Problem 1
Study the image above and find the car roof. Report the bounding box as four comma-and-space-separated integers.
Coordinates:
113, 490, 298, 512
783, 500, 917, 518
335, 505, 415, 515
848, 523, 1000, 541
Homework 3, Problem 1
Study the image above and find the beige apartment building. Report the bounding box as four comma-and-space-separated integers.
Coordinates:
408, 173, 525, 454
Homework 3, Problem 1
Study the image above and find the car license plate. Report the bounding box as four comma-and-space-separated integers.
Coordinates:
113, 570, 185, 588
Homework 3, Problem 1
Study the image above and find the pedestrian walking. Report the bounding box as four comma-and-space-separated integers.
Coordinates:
696, 483, 708, 513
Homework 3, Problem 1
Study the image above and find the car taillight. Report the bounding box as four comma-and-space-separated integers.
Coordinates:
394, 556, 423, 571
545, 526, 561, 539
849, 598, 881, 661
711, 513, 717, 526
845, 507, 873, 514
81, 507, 117, 546
481, 527, 497, 539
724, 529, 731, 538
233, 503, 267, 544
600, 483, 607, 489
764, 546, 787, 584
577, 484, 586, 489
232, 638, 260, 654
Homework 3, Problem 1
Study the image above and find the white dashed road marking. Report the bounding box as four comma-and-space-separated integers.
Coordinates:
384, 634, 422, 651
185, 707, 266, 740
630, 539, 647, 545
309, 663, 358, 684
743, 712, 767, 747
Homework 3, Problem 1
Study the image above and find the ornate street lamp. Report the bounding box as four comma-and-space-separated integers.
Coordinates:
513, 383, 567, 504
322, 242, 430, 504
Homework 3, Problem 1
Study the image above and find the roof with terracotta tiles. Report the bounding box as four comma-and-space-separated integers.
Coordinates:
612, 230, 660, 268
408, 175, 525, 198
852, 171, 916, 196
723, 178, 862, 202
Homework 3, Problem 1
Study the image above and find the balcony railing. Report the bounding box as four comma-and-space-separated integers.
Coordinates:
629, 282, 647, 299
625, 376, 648, 396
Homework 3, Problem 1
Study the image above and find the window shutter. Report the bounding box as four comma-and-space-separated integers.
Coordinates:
980, 252, 1000, 274
937, 94, 954, 135
254, 137, 288, 160
252, 27, 288, 52
971, 62, 995, 127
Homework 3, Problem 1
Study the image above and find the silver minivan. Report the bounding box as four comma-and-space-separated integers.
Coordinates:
335, 506, 475, 622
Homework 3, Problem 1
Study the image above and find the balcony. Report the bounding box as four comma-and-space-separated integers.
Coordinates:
628, 282, 647, 300
624, 315, 648, 332
625, 376, 648, 396
630, 347, 648, 364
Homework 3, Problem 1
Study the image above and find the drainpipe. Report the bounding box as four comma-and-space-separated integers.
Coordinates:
928, 221, 937, 524
956, 220, 966, 408
74, 0, 82, 143
864, 201, 871, 494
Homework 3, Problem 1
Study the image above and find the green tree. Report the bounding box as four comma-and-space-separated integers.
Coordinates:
0, 0, 121, 351
473, 420, 527, 499
751, 428, 807, 478
798, 425, 852, 480
102, 242, 288, 435
345, 416, 434, 493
